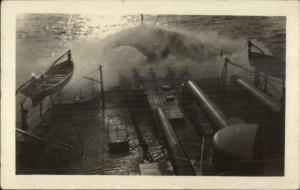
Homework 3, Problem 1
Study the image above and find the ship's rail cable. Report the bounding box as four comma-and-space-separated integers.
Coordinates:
266, 81, 282, 97
248, 40, 265, 54
226, 58, 283, 96
53, 69, 99, 102
61, 69, 99, 93
16, 79, 32, 95
16, 98, 48, 129
16, 96, 28, 121
146, 15, 160, 36
233, 46, 247, 64
227, 43, 284, 100
16, 68, 100, 128
265, 75, 283, 85
58, 82, 96, 101
226, 58, 254, 74
49, 50, 70, 68
168, 153, 192, 162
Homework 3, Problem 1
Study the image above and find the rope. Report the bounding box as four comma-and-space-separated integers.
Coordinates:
146, 15, 160, 36
267, 76, 283, 85
16, 79, 32, 95
248, 40, 265, 54
49, 50, 70, 68
233, 46, 247, 64
169, 153, 191, 162
16, 96, 28, 121
61, 69, 99, 94
266, 80, 282, 97
227, 59, 254, 74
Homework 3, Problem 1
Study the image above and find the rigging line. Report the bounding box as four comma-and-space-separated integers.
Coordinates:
255, 75, 281, 97
16, 78, 32, 95
18, 108, 41, 126
227, 59, 274, 85
147, 15, 160, 36
227, 59, 254, 74
61, 69, 99, 93
233, 46, 247, 64
21, 96, 28, 104
266, 77, 283, 84
16, 96, 28, 120
168, 153, 191, 162
267, 82, 282, 96
49, 50, 70, 68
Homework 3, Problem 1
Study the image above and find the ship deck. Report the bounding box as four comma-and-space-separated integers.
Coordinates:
16, 75, 284, 175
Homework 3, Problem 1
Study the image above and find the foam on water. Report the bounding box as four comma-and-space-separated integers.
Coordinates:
17, 15, 285, 111
16, 14, 286, 108
64, 24, 259, 92
17, 15, 284, 94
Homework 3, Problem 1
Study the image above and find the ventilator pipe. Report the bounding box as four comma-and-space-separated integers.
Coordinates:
187, 80, 232, 129
231, 75, 281, 112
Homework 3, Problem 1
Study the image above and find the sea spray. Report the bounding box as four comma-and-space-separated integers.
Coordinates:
64, 24, 257, 93
17, 21, 277, 106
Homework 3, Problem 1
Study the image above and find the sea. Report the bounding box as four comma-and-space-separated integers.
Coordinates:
16, 14, 285, 88
16, 14, 286, 174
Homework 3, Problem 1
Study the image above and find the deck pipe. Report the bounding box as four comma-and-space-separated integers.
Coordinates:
186, 80, 232, 129
156, 107, 195, 175
231, 75, 281, 112
186, 81, 261, 173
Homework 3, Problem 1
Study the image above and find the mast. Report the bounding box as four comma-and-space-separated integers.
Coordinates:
141, 14, 144, 24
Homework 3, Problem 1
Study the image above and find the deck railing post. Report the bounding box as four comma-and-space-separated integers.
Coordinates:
220, 58, 228, 90
99, 65, 105, 119
253, 69, 260, 87
79, 88, 82, 100
281, 79, 285, 104
39, 102, 42, 118
264, 74, 268, 93
20, 103, 29, 130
